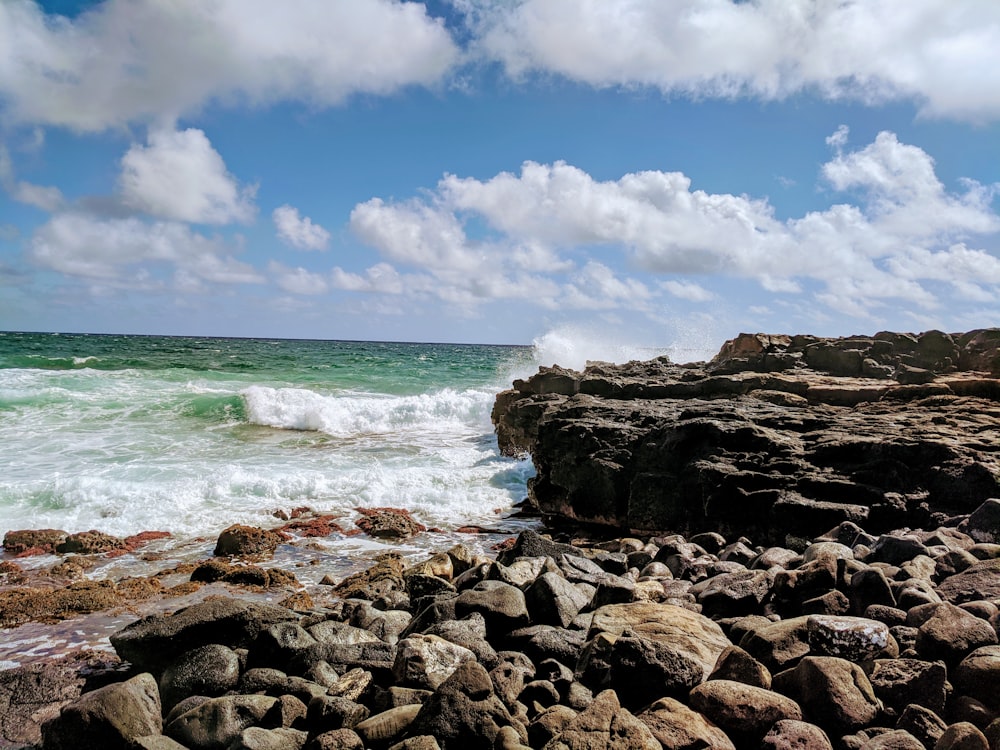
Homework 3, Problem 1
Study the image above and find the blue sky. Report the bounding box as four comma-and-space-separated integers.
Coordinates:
1, 1, 999, 350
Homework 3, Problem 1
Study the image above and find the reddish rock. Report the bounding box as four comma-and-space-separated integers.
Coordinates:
0, 580, 123, 628
279, 515, 345, 538
213, 524, 288, 558
3, 528, 67, 555
56, 530, 127, 554
354, 507, 426, 540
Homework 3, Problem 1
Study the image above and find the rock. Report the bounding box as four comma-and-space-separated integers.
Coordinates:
329, 553, 406, 601
0, 580, 124, 628
962, 499, 1000, 543
707, 645, 772, 689
528, 705, 577, 748
761, 719, 834, 749
541, 689, 659, 750
954, 646, 1000, 711
164, 694, 278, 749
688, 679, 803, 746
56, 530, 127, 554
455, 581, 530, 635
354, 508, 426, 540
587, 602, 732, 680
306, 695, 370, 733
214, 524, 287, 558
408, 661, 524, 750
695, 568, 773, 617
40, 672, 161, 750
2, 528, 67, 555
933, 722, 989, 750
772, 656, 882, 735
307, 728, 365, 749
495, 530, 582, 566
869, 658, 948, 714
897, 704, 948, 748
354, 704, 422, 748
159, 643, 241, 710
739, 615, 812, 672
111, 597, 296, 674
392, 635, 477, 691
862, 729, 925, 749
636, 696, 735, 750
229, 727, 308, 750
915, 603, 998, 666
0, 651, 119, 748
806, 615, 891, 662
607, 634, 705, 708
938, 559, 1000, 604
524, 572, 592, 628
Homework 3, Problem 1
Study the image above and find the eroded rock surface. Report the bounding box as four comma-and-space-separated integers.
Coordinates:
492, 329, 1000, 543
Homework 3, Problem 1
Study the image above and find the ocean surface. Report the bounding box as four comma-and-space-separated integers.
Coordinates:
0, 329, 707, 664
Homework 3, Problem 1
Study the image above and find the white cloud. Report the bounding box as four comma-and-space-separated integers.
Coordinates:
349, 131, 1000, 318
662, 279, 714, 302
273, 205, 330, 251
119, 127, 256, 224
30, 213, 263, 286
0, 0, 458, 131
0, 143, 64, 211
463, 0, 1000, 122
267, 261, 329, 295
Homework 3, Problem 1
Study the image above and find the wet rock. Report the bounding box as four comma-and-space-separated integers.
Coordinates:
354, 508, 426, 540
2, 528, 67, 555
329, 553, 406, 601
214, 524, 288, 558
41, 672, 161, 750
56, 530, 127, 554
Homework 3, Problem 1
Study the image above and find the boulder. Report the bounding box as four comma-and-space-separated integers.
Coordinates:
214, 525, 287, 558
933, 722, 989, 750
159, 643, 241, 710
407, 661, 525, 750
707, 645, 772, 689
542, 689, 659, 750
760, 719, 834, 750
41, 672, 161, 750
2, 528, 68, 555
111, 598, 296, 674
164, 694, 278, 749
525, 572, 592, 628
688, 679, 803, 746
772, 656, 882, 735
636, 696, 736, 750
953, 646, 1000, 712
607, 634, 705, 708
869, 658, 948, 715
391, 635, 477, 691
938, 559, 1000, 604
806, 615, 891, 662
354, 508, 426, 539
915, 603, 998, 666
454, 581, 530, 635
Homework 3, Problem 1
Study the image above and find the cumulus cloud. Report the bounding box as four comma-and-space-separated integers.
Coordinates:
267, 261, 329, 295
30, 213, 263, 286
0, 143, 64, 211
273, 205, 331, 251
0, 0, 458, 131
349, 130, 1000, 318
461, 0, 1000, 122
119, 127, 256, 224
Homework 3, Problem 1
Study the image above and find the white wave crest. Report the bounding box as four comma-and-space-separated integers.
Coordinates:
241, 385, 494, 437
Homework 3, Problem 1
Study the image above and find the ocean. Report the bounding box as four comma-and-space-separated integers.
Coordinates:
0, 329, 703, 664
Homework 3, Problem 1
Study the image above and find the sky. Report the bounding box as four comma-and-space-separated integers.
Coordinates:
0, 1, 999, 349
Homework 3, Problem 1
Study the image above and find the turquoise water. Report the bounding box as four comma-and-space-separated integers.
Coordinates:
0, 332, 541, 541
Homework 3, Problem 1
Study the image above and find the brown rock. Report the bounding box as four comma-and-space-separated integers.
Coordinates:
2, 528, 67, 555
938, 559, 1000, 604
56, 530, 127, 554
870, 658, 948, 715
354, 507, 426, 540
330, 553, 406, 601
739, 615, 812, 672
934, 722, 989, 750
214, 524, 287, 558
954, 646, 1000, 712
688, 679, 802, 746
637, 696, 735, 750
916, 603, 998, 667
772, 656, 882, 735
0, 580, 122, 628
862, 729, 925, 749
542, 689, 659, 750
707, 645, 772, 689
761, 719, 834, 749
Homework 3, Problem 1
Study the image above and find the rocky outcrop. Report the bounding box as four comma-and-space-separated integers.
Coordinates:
492, 329, 1000, 544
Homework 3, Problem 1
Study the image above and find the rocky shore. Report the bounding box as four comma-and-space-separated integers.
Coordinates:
2, 328, 1000, 750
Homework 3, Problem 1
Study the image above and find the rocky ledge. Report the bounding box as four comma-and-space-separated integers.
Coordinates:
492, 329, 1000, 545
